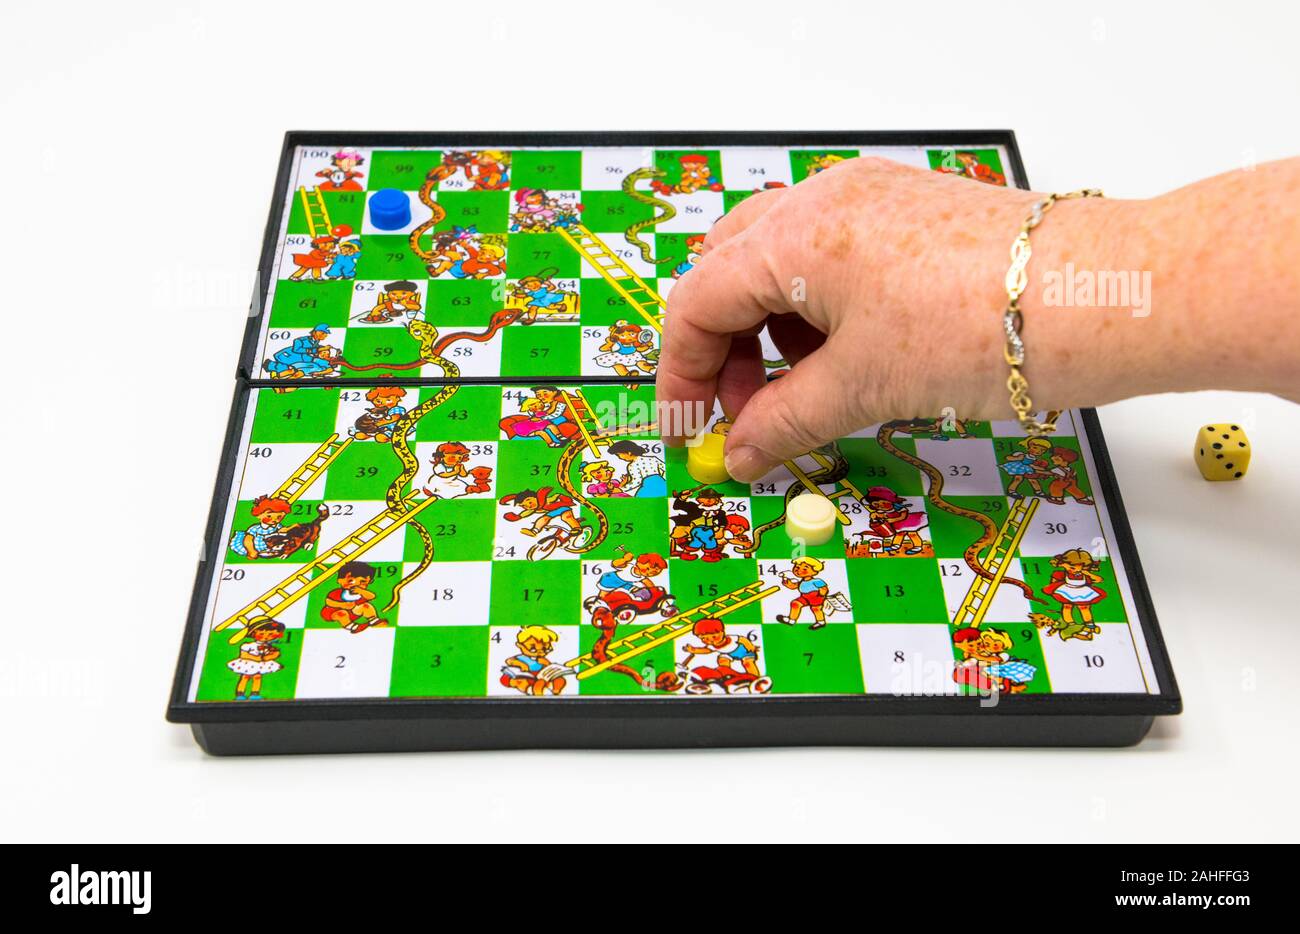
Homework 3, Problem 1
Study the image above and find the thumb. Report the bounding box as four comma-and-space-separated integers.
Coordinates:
722, 341, 871, 483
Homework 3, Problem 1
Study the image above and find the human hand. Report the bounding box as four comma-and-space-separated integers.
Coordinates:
656, 156, 1134, 482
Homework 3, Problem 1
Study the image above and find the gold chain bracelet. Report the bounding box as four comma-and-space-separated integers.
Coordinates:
1002, 188, 1104, 435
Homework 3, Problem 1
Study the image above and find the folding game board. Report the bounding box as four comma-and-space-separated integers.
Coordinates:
168, 132, 1181, 754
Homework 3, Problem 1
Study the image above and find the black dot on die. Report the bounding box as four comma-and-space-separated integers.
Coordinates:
1222, 433, 1230, 439
1235, 472, 1243, 478
1225, 463, 1234, 469
1239, 442, 1246, 447
1212, 442, 1223, 449
1216, 454, 1224, 459
1231, 425, 1240, 431
1200, 448, 1205, 456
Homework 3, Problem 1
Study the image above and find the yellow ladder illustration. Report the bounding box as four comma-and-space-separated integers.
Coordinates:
784, 450, 866, 525
556, 224, 665, 333
951, 496, 1040, 627
271, 434, 353, 503
298, 186, 333, 239
560, 388, 602, 459
214, 494, 437, 643
564, 581, 779, 680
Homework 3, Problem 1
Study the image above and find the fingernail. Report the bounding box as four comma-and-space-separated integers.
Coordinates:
725, 445, 770, 483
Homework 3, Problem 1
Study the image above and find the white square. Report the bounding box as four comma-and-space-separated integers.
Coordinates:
294, 145, 375, 192
674, 622, 770, 696
1017, 501, 1105, 559
294, 627, 395, 698
669, 495, 754, 560
580, 559, 678, 625
412, 440, 497, 500
856, 624, 959, 695
841, 493, 932, 559
582, 326, 659, 378
757, 558, 854, 625
209, 562, 309, 632
487, 625, 581, 697
575, 234, 669, 282
334, 386, 419, 441
427, 338, 502, 379
259, 324, 346, 379
1038, 623, 1147, 693
721, 148, 793, 191
653, 191, 725, 234
347, 278, 427, 326
913, 437, 1003, 495
393, 561, 492, 626
314, 501, 408, 564
938, 556, 1032, 624
581, 147, 655, 190
237, 441, 332, 503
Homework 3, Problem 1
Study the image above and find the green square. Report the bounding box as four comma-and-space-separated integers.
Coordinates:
224, 497, 326, 564
195, 629, 302, 702
577, 623, 674, 696
322, 441, 407, 500
497, 434, 563, 494
287, 190, 365, 236
367, 150, 446, 191
340, 326, 422, 379
500, 325, 579, 377
749, 496, 846, 559
490, 560, 582, 627
389, 626, 489, 697
579, 190, 654, 232
434, 190, 509, 234
789, 150, 858, 183
415, 384, 502, 441
579, 277, 663, 327
305, 560, 405, 628
953, 622, 1051, 694
426, 279, 502, 325
654, 150, 723, 189
847, 558, 948, 623
579, 383, 658, 432
508, 233, 581, 279
580, 498, 667, 560
250, 388, 339, 443
840, 437, 924, 495
355, 234, 429, 280
761, 624, 864, 694
665, 446, 750, 498
926, 148, 1006, 185
405, 499, 495, 563
1020, 556, 1127, 624
667, 559, 761, 623
928, 495, 1010, 558
653, 232, 698, 269
510, 150, 582, 191
268, 280, 353, 329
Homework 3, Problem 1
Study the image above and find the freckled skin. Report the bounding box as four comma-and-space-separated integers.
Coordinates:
660, 155, 1300, 478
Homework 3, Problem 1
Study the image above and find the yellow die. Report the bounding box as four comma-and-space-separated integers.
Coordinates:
1194, 423, 1251, 480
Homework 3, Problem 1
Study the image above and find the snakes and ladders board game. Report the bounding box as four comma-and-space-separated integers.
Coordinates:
168, 132, 1180, 755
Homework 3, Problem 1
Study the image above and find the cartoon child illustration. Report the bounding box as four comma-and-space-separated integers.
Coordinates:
288, 235, 337, 281
777, 556, 830, 629
1042, 548, 1107, 630
806, 153, 845, 176
671, 235, 705, 279
228, 618, 285, 700
952, 627, 1036, 694
316, 149, 366, 191
1044, 447, 1095, 505
650, 154, 724, 195
679, 618, 766, 692
594, 550, 669, 603
466, 150, 510, 190
321, 561, 386, 633
720, 514, 752, 554
423, 227, 474, 278
608, 439, 666, 497
859, 485, 928, 555
594, 320, 656, 376
511, 274, 570, 323
498, 386, 578, 446
500, 625, 567, 696
499, 487, 583, 538
511, 188, 558, 231
422, 441, 492, 499
1000, 437, 1054, 498
669, 487, 728, 562
263, 324, 340, 379
361, 281, 422, 323
229, 495, 292, 559
325, 239, 361, 280
582, 460, 628, 497
934, 151, 1005, 186
454, 239, 506, 279
350, 385, 408, 442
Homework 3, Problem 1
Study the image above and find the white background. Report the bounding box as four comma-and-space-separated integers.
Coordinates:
1, 0, 1297, 843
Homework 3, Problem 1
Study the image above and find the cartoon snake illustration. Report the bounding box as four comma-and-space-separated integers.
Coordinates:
876, 419, 1044, 604
621, 167, 678, 266
736, 442, 851, 555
